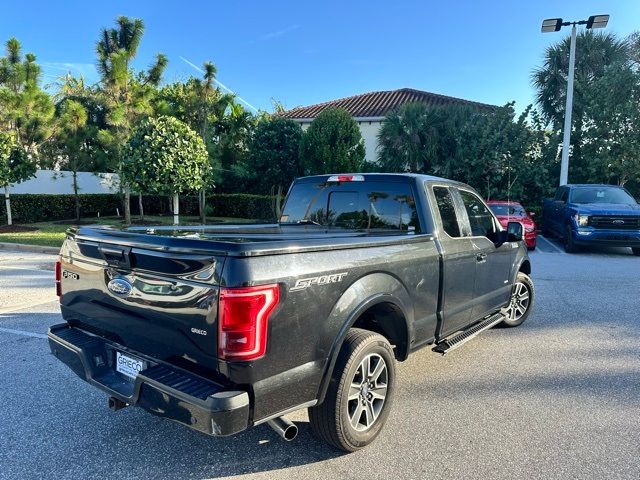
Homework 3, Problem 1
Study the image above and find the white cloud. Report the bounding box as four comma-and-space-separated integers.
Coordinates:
41, 62, 98, 80
260, 24, 301, 41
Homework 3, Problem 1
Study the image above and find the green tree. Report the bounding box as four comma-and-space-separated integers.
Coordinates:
155, 64, 233, 221
532, 31, 629, 182
0, 38, 52, 225
94, 16, 168, 225
122, 116, 210, 225
246, 116, 303, 194
211, 100, 255, 193
299, 107, 365, 175
0, 38, 55, 155
377, 102, 450, 172
0, 133, 36, 225
377, 101, 558, 208
43, 74, 112, 221
582, 64, 640, 187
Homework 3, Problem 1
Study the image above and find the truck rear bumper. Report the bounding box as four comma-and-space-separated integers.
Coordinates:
573, 228, 640, 247
48, 323, 250, 436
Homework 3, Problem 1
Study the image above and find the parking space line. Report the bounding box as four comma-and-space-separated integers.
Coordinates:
538, 235, 565, 254
0, 265, 54, 272
0, 326, 47, 339
0, 299, 58, 315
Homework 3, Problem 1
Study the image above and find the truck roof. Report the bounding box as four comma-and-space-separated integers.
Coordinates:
565, 184, 625, 188
297, 172, 467, 186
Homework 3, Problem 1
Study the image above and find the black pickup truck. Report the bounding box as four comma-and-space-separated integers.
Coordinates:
49, 173, 533, 452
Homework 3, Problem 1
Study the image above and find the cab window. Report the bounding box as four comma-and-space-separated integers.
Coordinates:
459, 190, 496, 239
433, 186, 462, 238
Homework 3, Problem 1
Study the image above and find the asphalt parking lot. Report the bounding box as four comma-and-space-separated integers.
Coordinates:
1, 239, 639, 480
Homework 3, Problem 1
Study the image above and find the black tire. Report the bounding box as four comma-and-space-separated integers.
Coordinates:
633, 247, 640, 256
502, 272, 535, 328
308, 328, 396, 452
564, 225, 579, 253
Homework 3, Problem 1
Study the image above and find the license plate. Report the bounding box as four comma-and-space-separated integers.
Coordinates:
115, 351, 145, 379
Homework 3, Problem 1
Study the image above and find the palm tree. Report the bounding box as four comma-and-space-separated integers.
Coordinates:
94, 16, 167, 224
377, 102, 443, 173
532, 31, 629, 182
532, 31, 629, 125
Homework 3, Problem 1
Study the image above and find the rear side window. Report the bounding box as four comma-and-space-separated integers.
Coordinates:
459, 190, 496, 238
433, 187, 461, 238
281, 181, 420, 232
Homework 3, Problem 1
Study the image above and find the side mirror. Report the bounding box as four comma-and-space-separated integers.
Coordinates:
507, 221, 523, 242
528, 211, 536, 217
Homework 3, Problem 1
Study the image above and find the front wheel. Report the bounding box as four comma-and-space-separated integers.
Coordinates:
564, 226, 579, 253
632, 247, 640, 256
308, 328, 396, 452
502, 272, 535, 327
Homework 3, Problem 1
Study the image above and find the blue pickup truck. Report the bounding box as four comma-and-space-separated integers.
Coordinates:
542, 184, 640, 254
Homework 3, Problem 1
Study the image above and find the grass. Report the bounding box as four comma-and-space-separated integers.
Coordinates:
0, 215, 257, 248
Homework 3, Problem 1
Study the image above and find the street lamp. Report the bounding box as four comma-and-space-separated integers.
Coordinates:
541, 14, 610, 186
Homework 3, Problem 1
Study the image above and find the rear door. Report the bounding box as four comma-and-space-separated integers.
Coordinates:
430, 185, 478, 338
455, 189, 512, 320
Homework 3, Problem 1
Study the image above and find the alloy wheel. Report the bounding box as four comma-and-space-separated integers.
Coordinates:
347, 353, 388, 432
504, 281, 531, 322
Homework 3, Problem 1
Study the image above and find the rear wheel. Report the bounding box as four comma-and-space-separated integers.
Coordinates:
632, 247, 640, 256
502, 272, 534, 327
308, 328, 396, 452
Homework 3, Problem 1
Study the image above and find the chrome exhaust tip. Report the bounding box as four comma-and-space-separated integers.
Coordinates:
267, 416, 298, 441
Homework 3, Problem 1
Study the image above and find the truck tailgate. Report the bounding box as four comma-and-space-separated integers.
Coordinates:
59, 235, 225, 374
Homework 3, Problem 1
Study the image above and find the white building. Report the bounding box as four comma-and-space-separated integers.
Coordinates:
281, 88, 495, 163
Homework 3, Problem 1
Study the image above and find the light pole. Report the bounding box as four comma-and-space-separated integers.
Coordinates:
541, 15, 610, 186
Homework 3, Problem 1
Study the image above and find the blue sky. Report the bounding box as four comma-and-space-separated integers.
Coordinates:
1, 0, 638, 113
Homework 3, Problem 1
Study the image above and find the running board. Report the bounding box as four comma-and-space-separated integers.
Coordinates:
432, 312, 505, 355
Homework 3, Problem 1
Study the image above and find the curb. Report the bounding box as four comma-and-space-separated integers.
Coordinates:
0, 242, 60, 255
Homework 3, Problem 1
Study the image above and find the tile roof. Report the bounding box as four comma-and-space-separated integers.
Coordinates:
279, 88, 496, 119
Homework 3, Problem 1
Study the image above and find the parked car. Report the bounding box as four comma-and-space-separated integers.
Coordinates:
542, 184, 640, 254
48, 173, 533, 452
487, 200, 537, 250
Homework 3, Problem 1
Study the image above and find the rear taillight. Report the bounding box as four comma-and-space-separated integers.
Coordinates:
55, 259, 62, 298
218, 284, 280, 361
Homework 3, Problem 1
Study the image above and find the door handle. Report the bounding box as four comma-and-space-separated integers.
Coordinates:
476, 253, 487, 263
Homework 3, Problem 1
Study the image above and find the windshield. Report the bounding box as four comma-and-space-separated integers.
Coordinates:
489, 204, 527, 217
280, 180, 421, 232
569, 187, 637, 205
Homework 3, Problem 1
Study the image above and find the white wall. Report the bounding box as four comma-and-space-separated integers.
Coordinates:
357, 121, 382, 163
10, 170, 119, 194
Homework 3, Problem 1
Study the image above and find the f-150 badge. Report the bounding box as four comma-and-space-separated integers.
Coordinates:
290, 272, 348, 292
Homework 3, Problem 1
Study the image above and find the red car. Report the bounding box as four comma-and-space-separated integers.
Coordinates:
487, 200, 537, 250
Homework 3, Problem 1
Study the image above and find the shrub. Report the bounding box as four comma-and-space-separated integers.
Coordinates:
0, 193, 275, 224
299, 107, 365, 175
0, 194, 121, 224
247, 117, 303, 194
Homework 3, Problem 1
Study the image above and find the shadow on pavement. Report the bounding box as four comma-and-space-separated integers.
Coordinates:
0, 312, 345, 479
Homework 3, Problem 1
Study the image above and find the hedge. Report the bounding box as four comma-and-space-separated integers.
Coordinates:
0, 193, 275, 224
0, 194, 121, 224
